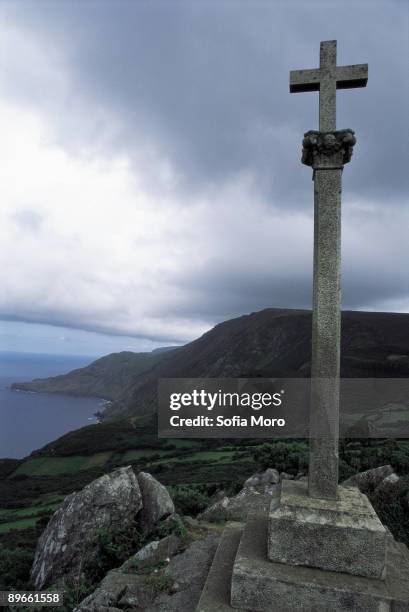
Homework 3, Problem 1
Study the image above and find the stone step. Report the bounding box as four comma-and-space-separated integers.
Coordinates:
196, 522, 244, 612
231, 514, 409, 612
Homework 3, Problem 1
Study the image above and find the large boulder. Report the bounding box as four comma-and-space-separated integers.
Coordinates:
31, 466, 142, 589
137, 471, 175, 532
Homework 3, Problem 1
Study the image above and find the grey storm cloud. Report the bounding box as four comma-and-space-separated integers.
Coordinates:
6, 1, 408, 204
1, 0, 408, 347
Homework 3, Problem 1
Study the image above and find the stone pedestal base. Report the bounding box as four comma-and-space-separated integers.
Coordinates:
196, 486, 409, 612
231, 516, 409, 612
268, 481, 387, 578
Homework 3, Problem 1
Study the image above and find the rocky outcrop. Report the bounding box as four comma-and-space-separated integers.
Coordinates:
31, 467, 176, 590
75, 533, 219, 612
341, 465, 395, 494
120, 534, 181, 572
137, 471, 175, 532
381, 473, 400, 486
198, 468, 281, 522
370, 470, 403, 501
31, 466, 142, 589
75, 533, 183, 611
144, 534, 219, 611
244, 467, 280, 492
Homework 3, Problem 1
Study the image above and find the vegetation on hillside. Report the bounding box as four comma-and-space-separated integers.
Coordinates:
3, 308, 409, 600
1, 414, 408, 595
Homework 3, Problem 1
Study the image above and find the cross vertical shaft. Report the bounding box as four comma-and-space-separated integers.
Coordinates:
309, 166, 342, 499
290, 41, 367, 499
319, 41, 337, 131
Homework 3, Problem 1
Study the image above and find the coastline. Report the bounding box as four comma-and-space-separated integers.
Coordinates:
0, 385, 104, 460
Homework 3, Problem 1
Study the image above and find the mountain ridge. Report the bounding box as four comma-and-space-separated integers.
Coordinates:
12, 308, 409, 419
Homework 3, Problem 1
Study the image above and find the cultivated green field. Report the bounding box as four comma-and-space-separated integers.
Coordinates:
11, 453, 112, 477
0, 495, 64, 533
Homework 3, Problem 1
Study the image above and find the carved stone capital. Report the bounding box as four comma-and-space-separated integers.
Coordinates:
301, 129, 356, 169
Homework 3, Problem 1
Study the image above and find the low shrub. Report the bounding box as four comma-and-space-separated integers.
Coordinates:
168, 485, 211, 516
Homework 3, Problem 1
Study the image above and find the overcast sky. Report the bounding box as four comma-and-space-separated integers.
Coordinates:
0, 0, 408, 356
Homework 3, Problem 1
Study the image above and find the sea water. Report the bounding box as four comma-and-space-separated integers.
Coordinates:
0, 352, 104, 459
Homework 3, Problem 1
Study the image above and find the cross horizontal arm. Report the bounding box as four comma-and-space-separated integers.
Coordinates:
336, 64, 368, 89
290, 69, 321, 92
290, 64, 368, 94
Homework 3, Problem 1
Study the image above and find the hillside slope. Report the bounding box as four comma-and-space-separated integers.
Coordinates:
12, 308, 409, 418
11, 350, 179, 402
112, 308, 409, 418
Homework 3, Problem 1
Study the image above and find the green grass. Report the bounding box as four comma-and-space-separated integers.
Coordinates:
84, 451, 113, 467
10, 445, 250, 478
150, 450, 250, 466
166, 440, 203, 448
168, 450, 239, 462
0, 504, 53, 520
11, 453, 113, 477
0, 496, 63, 527
0, 518, 39, 533
0, 493, 65, 534
120, 449, 174, 462
11, 456, 87, 476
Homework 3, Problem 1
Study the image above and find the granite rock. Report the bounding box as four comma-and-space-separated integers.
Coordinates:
341, 465, 395, 494
199, 469, 281, 522
137, 471, 175, 532
31, 466, 142, 589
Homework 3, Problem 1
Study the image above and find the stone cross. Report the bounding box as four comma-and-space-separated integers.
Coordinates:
290, 41, 368, 499
290, 40, 368, 131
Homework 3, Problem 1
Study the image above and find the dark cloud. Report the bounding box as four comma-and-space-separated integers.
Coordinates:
1, 1, 408, 350
6, 1, 408, 204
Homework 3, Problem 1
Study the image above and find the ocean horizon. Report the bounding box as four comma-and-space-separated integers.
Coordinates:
0, 351, 104, 460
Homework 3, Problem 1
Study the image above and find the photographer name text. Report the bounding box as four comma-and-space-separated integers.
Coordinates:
169, 414, 285, 428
